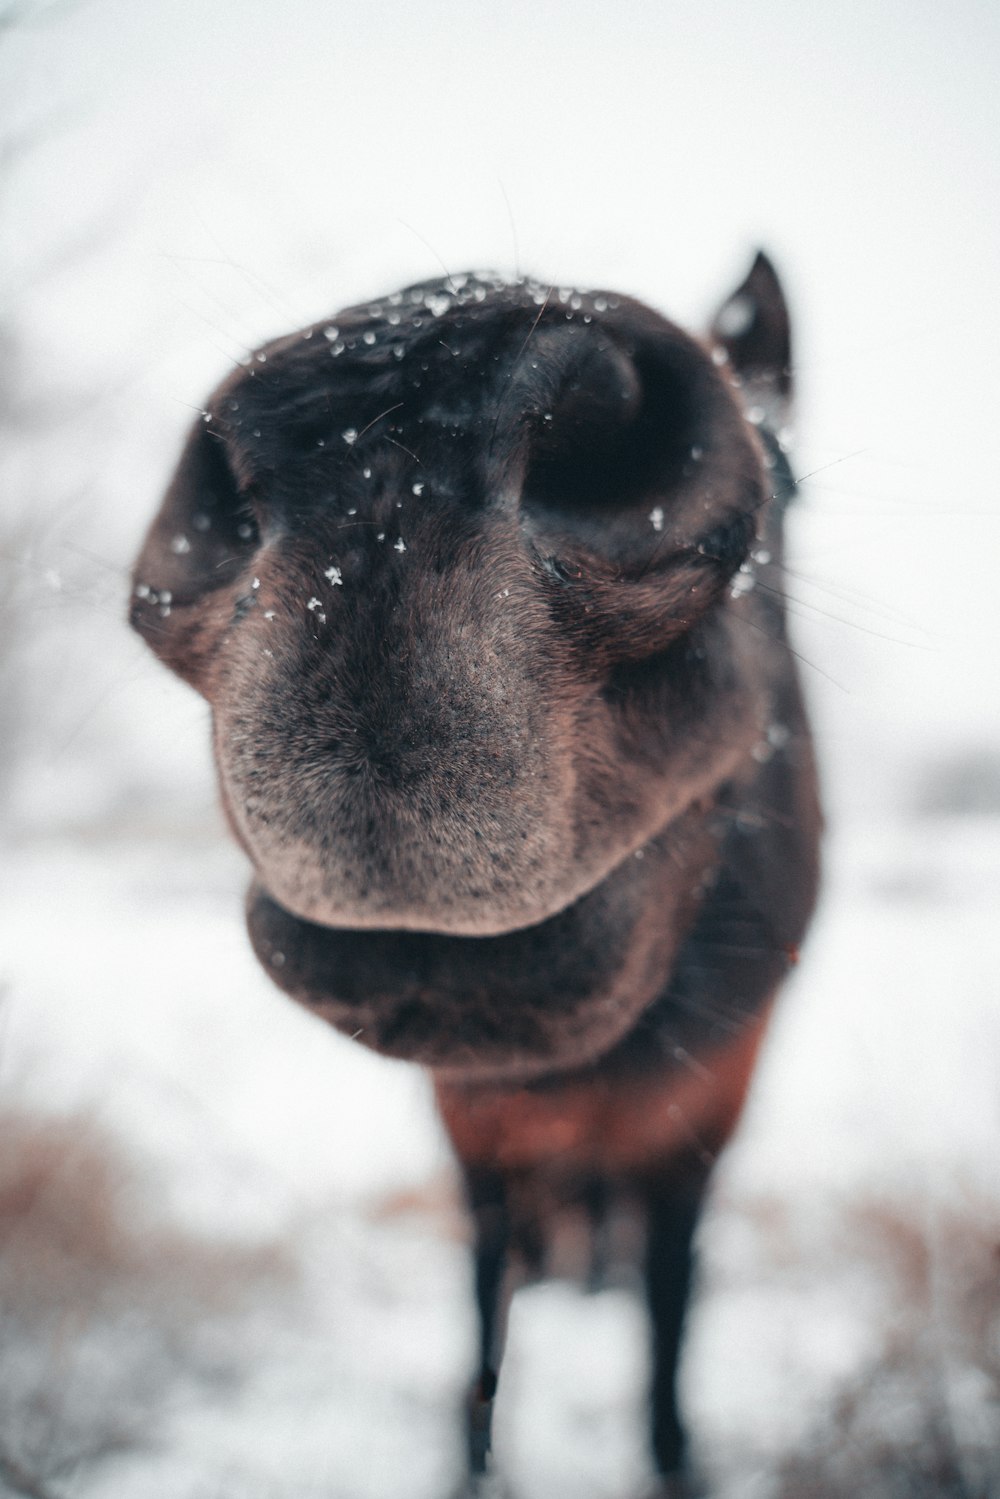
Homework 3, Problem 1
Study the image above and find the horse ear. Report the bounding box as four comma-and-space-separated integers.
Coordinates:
710, 250, 792, 419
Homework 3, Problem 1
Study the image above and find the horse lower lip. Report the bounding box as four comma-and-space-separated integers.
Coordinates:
243, 813, 716, 1081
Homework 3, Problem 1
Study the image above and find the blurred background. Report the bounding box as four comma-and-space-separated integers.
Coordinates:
0, 2, 998, 1496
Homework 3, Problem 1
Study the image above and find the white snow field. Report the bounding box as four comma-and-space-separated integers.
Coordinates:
2, 820, 998, 1498
1, 2, 999, 1495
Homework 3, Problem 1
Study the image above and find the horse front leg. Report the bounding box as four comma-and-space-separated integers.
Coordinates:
642, 1175, 711, 1497
462, 1168, 516, 1492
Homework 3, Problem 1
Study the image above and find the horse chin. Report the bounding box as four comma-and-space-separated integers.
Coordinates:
243, 811, 715, 1083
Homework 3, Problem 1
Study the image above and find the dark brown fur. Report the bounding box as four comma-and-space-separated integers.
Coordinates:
131, 253, 820, 1494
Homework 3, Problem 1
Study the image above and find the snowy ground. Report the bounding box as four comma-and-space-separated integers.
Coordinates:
2, 814, 998, 1499
2, 2, 999, 1496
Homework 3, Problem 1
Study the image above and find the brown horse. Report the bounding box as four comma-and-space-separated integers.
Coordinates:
131, 252, 820, 1496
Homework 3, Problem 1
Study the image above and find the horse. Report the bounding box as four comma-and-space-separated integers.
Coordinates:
130, 250, 820, 1496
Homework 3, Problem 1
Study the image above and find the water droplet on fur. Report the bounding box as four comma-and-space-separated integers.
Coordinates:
324, 565, 343, 586
730, 562, 756, 598
342, 428, 358, 445
412, 481, 425, 496
649, 506, 665, 532
170, 534, 190, 555
716, 294, 754, 338
323, 325, 340, 341
394, 538, 406, 553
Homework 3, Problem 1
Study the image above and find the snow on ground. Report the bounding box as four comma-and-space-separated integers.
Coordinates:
0, 825, 471, 1499
1, 814, 998, 1498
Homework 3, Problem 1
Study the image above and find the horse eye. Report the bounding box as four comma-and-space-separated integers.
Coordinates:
234, 508, 260, 545
694, 512, 754, 571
